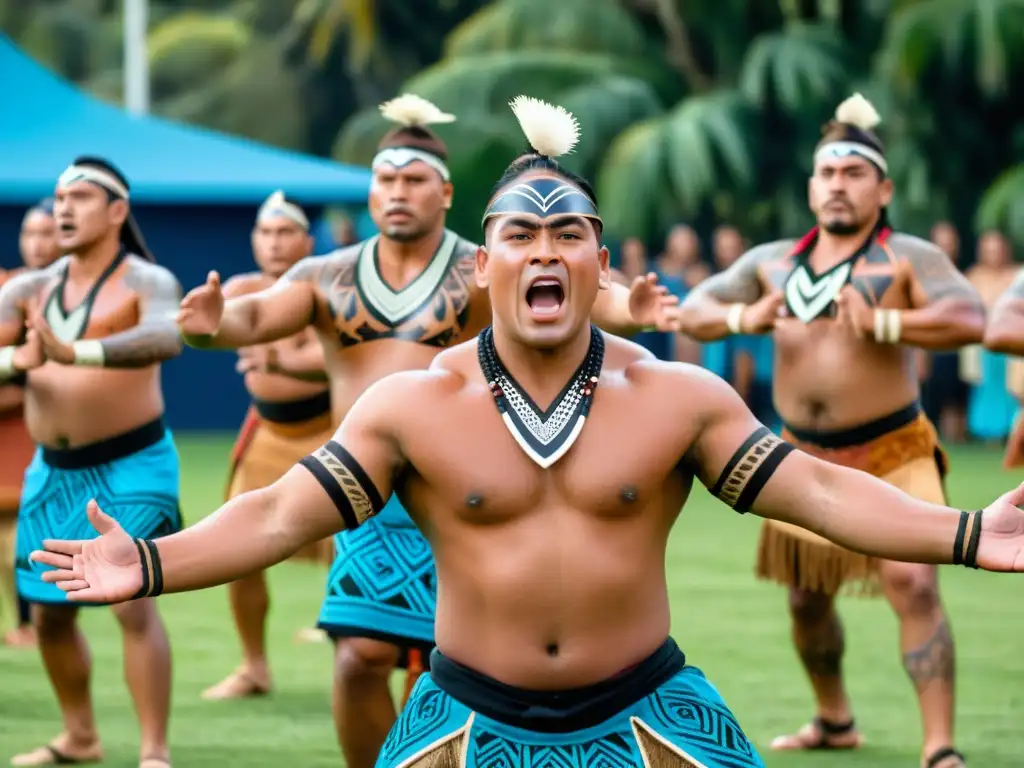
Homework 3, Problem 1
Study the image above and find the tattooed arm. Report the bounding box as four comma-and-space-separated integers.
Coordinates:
983, 269, 1024, 355
685, 367, 972, 564
182, 257, 325, 349
678, 243, 776, 341
85, 261, 184, 367
899, 235, 986, 350
0, 269, 52, 382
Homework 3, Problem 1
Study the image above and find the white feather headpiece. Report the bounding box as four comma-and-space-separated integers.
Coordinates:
379, 94, 455, 127
509, 96, 580, 158
834, 93, 881, 130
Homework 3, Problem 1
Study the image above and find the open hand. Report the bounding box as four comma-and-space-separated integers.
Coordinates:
26, 311, 74, 364
177, 271, 224, 338
29, 500, 142, 603
835, 287, 873, 340
236, 346, 278, 374
976, 483, 1024, 571
741, 291, 785, 334
12, 328, 45, 371
629, 273, 681, 332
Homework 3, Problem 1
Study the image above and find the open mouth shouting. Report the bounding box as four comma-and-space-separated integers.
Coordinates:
525, 274, 566, 322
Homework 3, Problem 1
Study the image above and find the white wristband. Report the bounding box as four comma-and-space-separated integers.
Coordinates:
73, 340, 105, 366
885, 309, 901, 343
873, 310, 901, 344
0, 345, 15, 377
725, 303, 746, 335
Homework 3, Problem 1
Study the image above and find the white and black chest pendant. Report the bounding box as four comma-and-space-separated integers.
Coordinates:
477, 326, 604, 469
783, 259, 855, 324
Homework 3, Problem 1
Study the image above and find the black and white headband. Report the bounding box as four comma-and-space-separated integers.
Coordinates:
57, 164, 129, 199
257, 190, 309, 230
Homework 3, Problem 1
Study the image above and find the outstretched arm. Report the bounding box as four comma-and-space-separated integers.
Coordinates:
898, 238, 985, 350
182, 259, 321, 349
983, 270, 1024, 354
591, 277, 678, 336
687, 370, 973, 565
34, 373, 412, 601
678, 244, 773, 341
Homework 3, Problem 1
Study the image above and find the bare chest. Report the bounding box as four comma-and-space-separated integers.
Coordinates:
761, 243, 908, 327
39, 275, 138, 342
402, 387, 692, 526
319, 236, 475, 349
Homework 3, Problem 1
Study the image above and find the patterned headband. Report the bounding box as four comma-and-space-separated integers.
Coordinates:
482, 177, 600, 225
372, 147, 450, 182
814, 141, 887, 174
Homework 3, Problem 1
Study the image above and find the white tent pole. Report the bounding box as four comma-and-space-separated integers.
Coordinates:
123, 0, 150, 115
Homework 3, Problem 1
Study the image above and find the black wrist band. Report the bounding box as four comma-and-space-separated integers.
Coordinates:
953, 510, 983, 569
131, 538, 164, 599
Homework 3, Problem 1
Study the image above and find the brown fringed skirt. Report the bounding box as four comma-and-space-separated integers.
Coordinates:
756, 403, 948, 597
226, 395, 335, 566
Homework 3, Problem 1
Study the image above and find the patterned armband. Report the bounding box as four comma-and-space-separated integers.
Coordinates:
131, 539, 164, 599
952, 510, 982, 569
709, 426, 794, 513
299, 440, 385, 529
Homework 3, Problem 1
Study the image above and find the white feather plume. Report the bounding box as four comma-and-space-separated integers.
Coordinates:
509, 95, 580, 157
263, 189, 285, 206
834, 93, 881, 130
378, 94, 455, 127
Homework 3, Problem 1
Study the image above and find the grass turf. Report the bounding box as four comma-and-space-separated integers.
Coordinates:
1, 437, 1022, 766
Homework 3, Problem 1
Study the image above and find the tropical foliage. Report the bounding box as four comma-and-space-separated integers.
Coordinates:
5, 0, 1024, 247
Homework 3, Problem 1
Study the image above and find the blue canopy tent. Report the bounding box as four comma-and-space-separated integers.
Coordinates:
0, 36, 371, 430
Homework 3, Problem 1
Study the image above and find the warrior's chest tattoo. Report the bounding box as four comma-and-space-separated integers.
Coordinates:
322, 231, 476, 348
764, 233, 897, 323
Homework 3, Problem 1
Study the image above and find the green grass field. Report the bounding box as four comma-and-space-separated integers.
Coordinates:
2, 437, 1023, 767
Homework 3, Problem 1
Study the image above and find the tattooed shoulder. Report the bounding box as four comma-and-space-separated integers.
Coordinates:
688, 239, 794, 304
890, 233, 979, 303
281, 245, 360, 292
123, 257, 183, 307
0, 259, 65, 324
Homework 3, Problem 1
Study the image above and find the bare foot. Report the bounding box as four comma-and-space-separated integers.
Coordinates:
770, 717, 863, 751
139, 758, 171, 768
3, 626, 36, 648
10, 734, 102, 766
200, 668, 271, 701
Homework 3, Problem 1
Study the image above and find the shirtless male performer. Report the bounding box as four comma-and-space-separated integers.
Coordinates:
679, 94, 985, 768
200, 189, 336, 701
175, 94, 679, 768
1, 198, 62, 648
982, 271, 1024, 467
31, 96, 1024, 768
0, 157, 184, 768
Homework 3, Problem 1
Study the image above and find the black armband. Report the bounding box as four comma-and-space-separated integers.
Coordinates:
299, 440, 385, 529
952, 510, 982, 568
709, 426, 794, 513
131, 539, 164, 599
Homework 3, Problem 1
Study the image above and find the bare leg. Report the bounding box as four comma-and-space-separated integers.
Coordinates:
202, 572, 272, 700
10, 604, 103, 766
879, 561, 962, 768
111, 599, 172, 766
332, 637, 400, 768
771, 588, 862, 751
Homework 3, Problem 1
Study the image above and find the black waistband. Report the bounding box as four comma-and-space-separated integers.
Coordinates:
252, 391, 331, 424
42, 418, 165, 469
784, 402, 920, 449
429, 638, 686, 733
